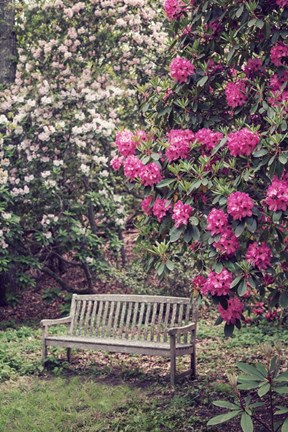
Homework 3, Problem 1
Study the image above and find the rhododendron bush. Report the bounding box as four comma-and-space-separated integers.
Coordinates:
112, 0, 288, 334
0, 0, 167, 295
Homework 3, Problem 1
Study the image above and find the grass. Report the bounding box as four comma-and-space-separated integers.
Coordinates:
0, 377, 140, 432
0, 316, 287, 432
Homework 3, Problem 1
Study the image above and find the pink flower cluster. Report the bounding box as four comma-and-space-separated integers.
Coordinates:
166, 129, 195, 161
152, 198, 171, 222
218, 297, 244, 324
116, 130, 136, 157
227, 192, 254, 220
275, 0, 288, 7
244, 58, 262, 78
201, 269, 232, 296
270, 43, 288, 66
123, 155, 143, 180
172, 200, 193, 228
192, 275, 206, 290
110, 156, 123, 171
206, 208, 228, 235
213, 229, 239, 256
170, 56, 195, 84
115, 129, 147, 157
195, 128, 223, 151
227, 128, 260, 157
164, 0, 186, 21
225, 80, 247, 108
265, 176, 288, 211
140, 162, 162, 186
246, 242, 272, 270
141, 196, 153, 215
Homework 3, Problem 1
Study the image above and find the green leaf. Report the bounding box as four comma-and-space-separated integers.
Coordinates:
237, 363, 266, 379
275, 406, 288, 415
246, 218, 257, 234
191, 225, 200, 241
235, 4, 244, 17
237, 382, 261, 390
207, 410, 240, 426
258, 382, 270, 397
275, 386, 288, 395
238, 280, 248, 297
231, 276, 243, 288
166, 260, 174, 271
241, 412, 254, 432
279, 292, 288, 308
213, 400, 240, 410
238, 374, 264, 383
235, 222, 245, 237
197, 76, 208, 87
281, 417, 288, 432
279, 153, 288, 165
224, 323, 234, 337
169, 226, 184, 243
274, 371, 288, 382
157, 178, 175, 188
253, 149, 268, 157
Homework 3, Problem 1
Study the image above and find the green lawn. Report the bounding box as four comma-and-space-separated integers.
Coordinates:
0, 317, 287, 432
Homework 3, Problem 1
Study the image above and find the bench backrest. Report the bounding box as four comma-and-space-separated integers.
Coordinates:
68, 294, 197, 343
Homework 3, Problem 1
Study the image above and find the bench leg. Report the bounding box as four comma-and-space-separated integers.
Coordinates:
190, 349, 196, 380
67, 348, 72, 363
170, 336, 176, 385
42, 342, 48, 365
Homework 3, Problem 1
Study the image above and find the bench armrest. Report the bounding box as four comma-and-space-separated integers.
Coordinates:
168, 322, 196, 336
41, 316, 72, 328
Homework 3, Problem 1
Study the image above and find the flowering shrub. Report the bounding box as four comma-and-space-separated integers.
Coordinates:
112, 0, 288, 334
0, 0, 167, 294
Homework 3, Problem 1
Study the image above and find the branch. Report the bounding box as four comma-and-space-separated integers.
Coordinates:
41, 267, 96, 294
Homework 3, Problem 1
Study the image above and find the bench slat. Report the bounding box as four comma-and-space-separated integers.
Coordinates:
131, 301, 139, 340
90, 301, 97, 335
137, 302, 145, 339
184, 303, 191, 343
73, 294, 191, 304
95, 301, 104, 336
79, 300, 87, 336
101, 301, 109, 337
143, 303, 151, 341
177, 304, 184, 343
150, 302, 157, 341
113, 301, 121, 335
84, 300, 92, 336
119, 301, 127, 338
163, 303, 171, 342
107, 301, 115, 337
157, 302, 164, 342
124, 302, 133, 339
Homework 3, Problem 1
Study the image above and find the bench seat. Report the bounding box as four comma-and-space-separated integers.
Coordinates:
41, 294, 198, 385
45, 335, 194, 357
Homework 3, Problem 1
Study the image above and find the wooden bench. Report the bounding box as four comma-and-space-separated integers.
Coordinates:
41, 294, 198, 385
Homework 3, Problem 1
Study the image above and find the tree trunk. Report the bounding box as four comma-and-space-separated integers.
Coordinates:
0, 0, 16, 85
0, 269, 17, 306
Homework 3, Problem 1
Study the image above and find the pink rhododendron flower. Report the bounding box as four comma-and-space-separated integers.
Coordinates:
270, 43, 288, 66
195, 128, 223, 151
169, 56, 195, 83
269, 71, 288, 91
276, 0, 288, 7
246, 242, 272, 270
166, 129, 195, 161
218, 297, 244, 324
192, 275, 206, 290
227, 192, 254, 220
164, 0, 186, 21
244, 58, 262, 78
213, 229, 240, 256
140, 162, 162, 186
252, 302, 265, 315
265, 310, 279, 321
110, 156, 123, 171
123, 155, 143, 180
201, 269, 232, 296
265, 176, 288, 211
225, 80, 247, 108
134, 129, 147, 145
152, 198, 171, 222
116, 130, 136, 157
172, 200, 193, 228
206, 208, 229, 235
141, 196, 153, 215
227, 128, 260, 157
